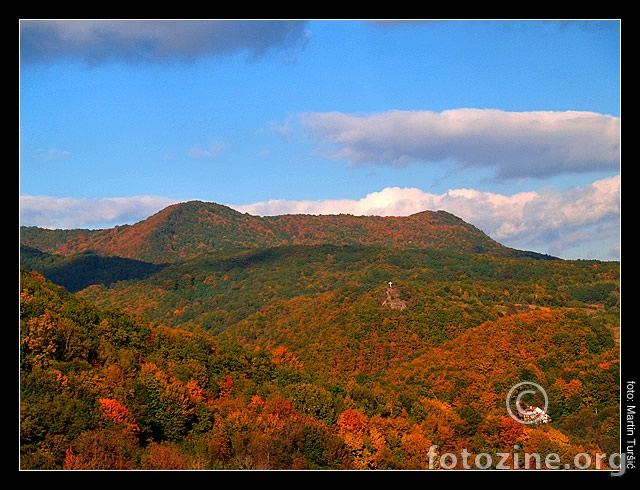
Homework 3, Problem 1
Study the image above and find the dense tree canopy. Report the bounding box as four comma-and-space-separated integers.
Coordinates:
19, 203, 620, 470
20, 255, 620, 469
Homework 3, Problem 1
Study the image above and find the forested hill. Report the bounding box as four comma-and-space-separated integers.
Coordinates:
20, 262, 620, 470
20, 200, 554, 263
19, 201, 621, 470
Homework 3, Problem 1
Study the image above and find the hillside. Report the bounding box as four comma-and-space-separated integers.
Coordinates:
22, 243, 618, 337
20, 200, 554, 263
20, 266, 620, 470
19, 200, 621, 470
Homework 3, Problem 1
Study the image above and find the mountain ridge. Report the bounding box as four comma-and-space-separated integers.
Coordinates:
20, 200, 556, 263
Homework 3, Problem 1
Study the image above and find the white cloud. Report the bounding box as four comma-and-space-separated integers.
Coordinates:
298, 109, 620, 179
271, 114, 295, 136
19, 195, 180, 230
188, 142, 226, 159
33, 148, 71, 161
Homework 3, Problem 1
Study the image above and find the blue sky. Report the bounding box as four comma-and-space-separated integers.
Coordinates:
19, 20, 621, 260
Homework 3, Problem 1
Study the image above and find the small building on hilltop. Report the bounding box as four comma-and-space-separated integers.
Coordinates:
519, 405, 552, 424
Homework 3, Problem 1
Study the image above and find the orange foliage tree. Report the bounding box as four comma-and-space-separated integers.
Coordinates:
98, 397, 142, 436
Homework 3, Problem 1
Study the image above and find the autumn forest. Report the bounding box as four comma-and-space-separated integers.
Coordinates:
19, 201, 621, 470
